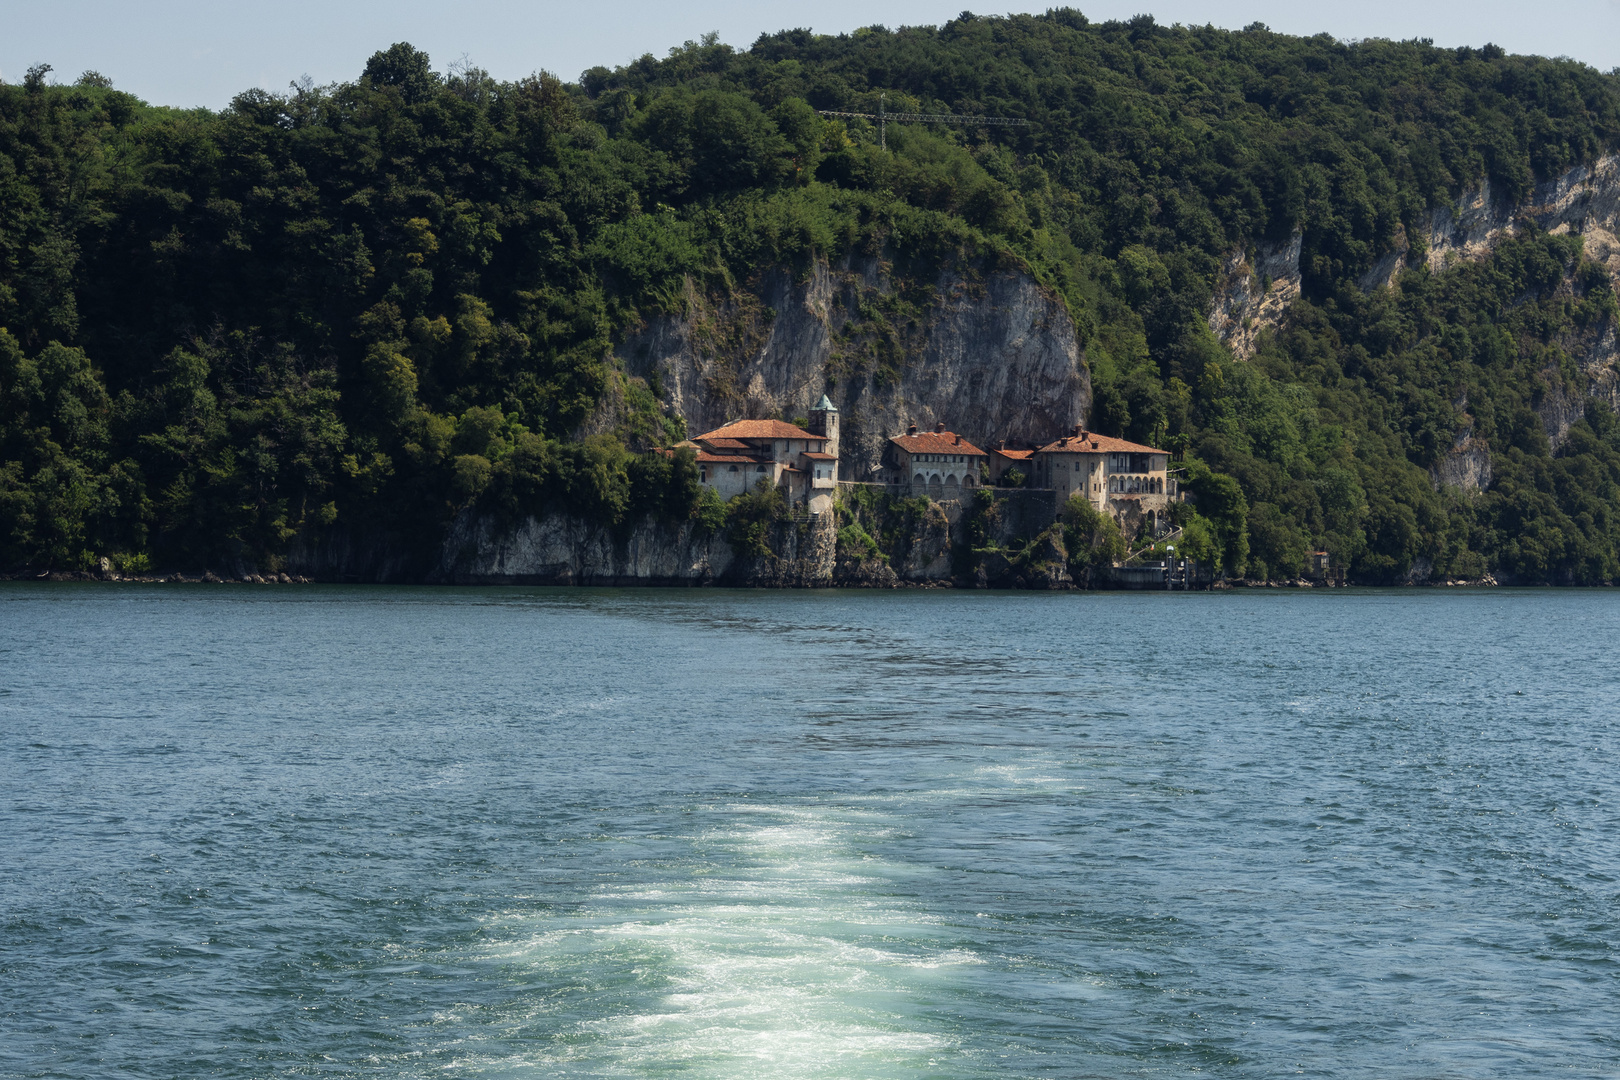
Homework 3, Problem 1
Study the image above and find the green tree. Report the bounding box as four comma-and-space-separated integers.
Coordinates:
1061, 496, 1125, 572
725, 478, 785, 556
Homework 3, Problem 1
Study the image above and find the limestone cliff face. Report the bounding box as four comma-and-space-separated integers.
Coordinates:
1211, 157, 1620, 350
1210, 155, 1620, 469
1207, 231, 1303, 360
433, 510, 838, 587
286, 485, 1075, 589
289, 256, 1089, 588
285, 526, 433, 583
435, 514, 734, 585
1534, 320, 1620, 449
1383, 156, 1620, 286
617, 255, 1090, 475
1431, 433, 1493, 492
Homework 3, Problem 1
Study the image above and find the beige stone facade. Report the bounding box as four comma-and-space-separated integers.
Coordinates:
680, 401, 841, 515
885, 422, 987, 501
987, 444, 1035, 485
1031, 427, 1173, 526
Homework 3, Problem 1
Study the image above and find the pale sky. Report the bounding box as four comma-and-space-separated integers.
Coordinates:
2, 0, 1617, 110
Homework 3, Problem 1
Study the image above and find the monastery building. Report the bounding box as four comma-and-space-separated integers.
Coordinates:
886, 422, 987, 499
680, 396, 840, 514
987, 442, 1035, 485
1031, 426, 1173, 526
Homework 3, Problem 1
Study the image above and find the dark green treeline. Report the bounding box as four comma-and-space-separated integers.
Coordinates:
5, 14, 1620, 581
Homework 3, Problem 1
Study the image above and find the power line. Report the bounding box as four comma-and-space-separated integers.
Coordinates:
817, 94, 1032, 150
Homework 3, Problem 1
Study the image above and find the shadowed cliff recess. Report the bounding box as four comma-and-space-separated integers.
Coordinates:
7, 17, 1620, 584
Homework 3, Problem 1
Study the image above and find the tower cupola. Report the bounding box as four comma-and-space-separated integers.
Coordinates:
808, 393, 840, 467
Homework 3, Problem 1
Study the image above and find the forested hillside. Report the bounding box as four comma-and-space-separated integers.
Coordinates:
6, 12, 1620, 582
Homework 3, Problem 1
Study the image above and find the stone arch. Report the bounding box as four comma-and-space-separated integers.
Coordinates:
913, 473, 926, 491
928, 473, 945, 499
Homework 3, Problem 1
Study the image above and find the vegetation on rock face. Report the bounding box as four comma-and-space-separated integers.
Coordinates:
724, 478, 787, 556
5, 17, 1620, 580
1062, 496, 1127, 575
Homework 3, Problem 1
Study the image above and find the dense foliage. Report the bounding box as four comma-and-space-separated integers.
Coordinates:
5, 14, 1620, 580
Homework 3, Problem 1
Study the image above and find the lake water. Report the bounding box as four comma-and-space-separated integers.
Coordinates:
2, 584, 1617, 1078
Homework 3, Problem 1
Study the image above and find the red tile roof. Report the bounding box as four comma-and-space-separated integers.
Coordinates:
701, 437, 753, 450
801, 451, 836, 460
990, 448, 1034, 461
890, 431, 987, 457
696, 452, 762, 464
1036, 432, 1166, 455
696, 419, 821, 442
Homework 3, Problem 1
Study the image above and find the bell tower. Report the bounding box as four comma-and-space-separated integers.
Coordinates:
809, 393, 840, 470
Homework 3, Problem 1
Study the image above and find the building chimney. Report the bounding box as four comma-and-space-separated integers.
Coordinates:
907, 422, 918, 436
1059, 437, 1069, 447
934, 421, 945, 434
954, 434, 961, 445
997, 440, 1006, 451
1073, 424, 1083, 437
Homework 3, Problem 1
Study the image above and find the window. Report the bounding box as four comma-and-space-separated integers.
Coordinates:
728, 465, 739, 473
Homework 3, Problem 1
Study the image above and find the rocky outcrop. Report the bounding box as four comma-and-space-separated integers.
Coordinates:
1210, 156, 1620, 459
1353, 156, 1620, 292
1210, 155, 1620, 362
893, 499, 955, 581
833, 553, 900, 587
1408, 156, 1620, 283
974, 525, 1072, 589
965, 487, 1062, 546
1432, 433, 1493, 492
1207, 231, 1303, 359
1403, 556, 1435, 585
618, 255, 1090, 476
1536, 382, 1592, 452
433, 510, 838, 586
1533, 321, 1620, 450
284, 526, 434, 583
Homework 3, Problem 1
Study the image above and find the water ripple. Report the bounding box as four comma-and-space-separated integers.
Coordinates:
1, 584, 1616, 1077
